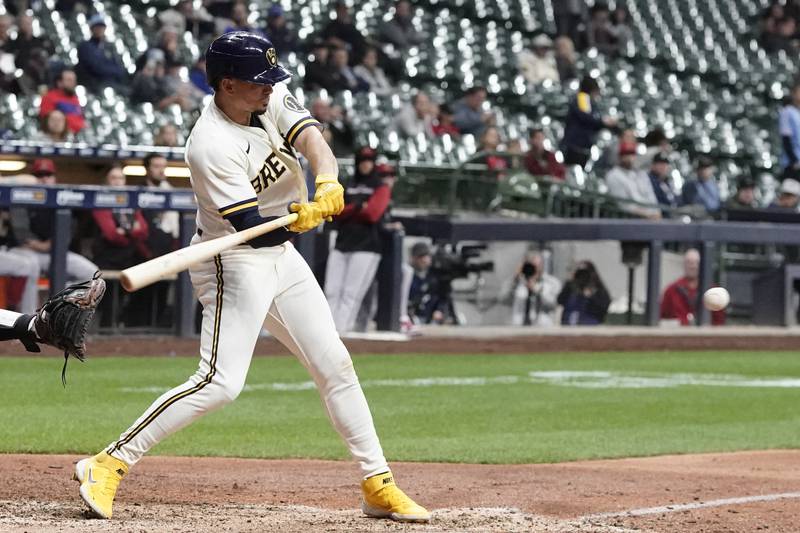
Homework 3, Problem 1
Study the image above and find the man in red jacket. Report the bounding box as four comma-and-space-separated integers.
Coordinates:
524, 128, 565, 180
660, 248, 726, 325
39, 68, 85, 134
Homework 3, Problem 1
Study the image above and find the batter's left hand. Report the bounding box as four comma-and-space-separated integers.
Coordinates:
313, 174, 344, 218
288, 202, 324, 233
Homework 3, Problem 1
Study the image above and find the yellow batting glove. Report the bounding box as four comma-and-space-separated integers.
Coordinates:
313, 173, 344, 219
288, 202, 324, 233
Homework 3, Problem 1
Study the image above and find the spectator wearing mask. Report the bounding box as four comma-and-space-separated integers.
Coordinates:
311, 98, 355, 156
407, 242, 446, 325
504, 252, 562, 326
554, 36, 578, 82
661, 248, 725, 326
33, 110, 75, 144
452, 86, 494, 137
560, 76, 616, 167
326, 147, 393, 334
432, 104, 461, 138
224, 0, 262, 35
519, 34, 559, 85
8, 159, 98, 283
394, 91, 435, 138
321, 2, 367, 62
770, 178, 800, 211
726, 176, 758, 209
524, 128, 566, 180
779, 83, 800, 181
303, 40, 334, 92
379, 0, 422, 52
265, 5, 298, 58
353, 47, 393, 96
648, 152, 678, 213
557, 260, 611, 325
682, 157, 721, 213
76, 15, 127, 93
604, 142, 661, 219
40, 68, 85, 134
91, 165, 150, 269
326, 46, 368, 93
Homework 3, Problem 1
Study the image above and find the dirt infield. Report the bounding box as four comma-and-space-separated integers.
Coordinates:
0, 451, 797, 532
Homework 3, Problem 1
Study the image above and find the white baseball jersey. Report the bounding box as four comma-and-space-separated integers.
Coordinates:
185, 82, 320, 241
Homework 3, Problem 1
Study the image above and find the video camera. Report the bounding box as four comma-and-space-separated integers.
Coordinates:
430, 243, 494, 283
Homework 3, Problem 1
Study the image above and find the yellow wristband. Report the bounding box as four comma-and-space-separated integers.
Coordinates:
315, 173, 338, 185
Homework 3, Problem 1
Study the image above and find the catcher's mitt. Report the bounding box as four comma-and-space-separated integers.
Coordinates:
32, 273, 106, 385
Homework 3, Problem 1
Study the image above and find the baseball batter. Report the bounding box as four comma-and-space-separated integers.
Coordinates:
73, 32, 430, 523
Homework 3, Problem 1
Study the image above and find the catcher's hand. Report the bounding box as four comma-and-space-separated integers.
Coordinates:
32, 274, 106, 385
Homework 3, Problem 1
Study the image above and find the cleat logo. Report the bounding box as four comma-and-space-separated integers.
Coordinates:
382, 477, 393, 485
88, 468, 97, 484
116, 468, 125, 476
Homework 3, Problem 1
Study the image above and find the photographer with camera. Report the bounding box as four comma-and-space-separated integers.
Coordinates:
407, 242, 447, 325
557, 260, 611, 325
504, 252, 561, 326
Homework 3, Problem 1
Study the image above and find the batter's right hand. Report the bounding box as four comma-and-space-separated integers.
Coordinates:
288, 202, 324, 233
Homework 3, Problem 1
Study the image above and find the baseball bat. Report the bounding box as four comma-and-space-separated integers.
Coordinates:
120, 213, 298, 292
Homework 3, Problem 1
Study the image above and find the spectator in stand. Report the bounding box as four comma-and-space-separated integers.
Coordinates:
648, 152, 678, 213
452, 86, 494, 137
76, 14, 127, 93
321, 1, 367, 62
407, 242, 446, 325
136, 26, 180, 73
524, 128, 566, 180
586, 3, 618, 55
476, 126, 509, 179
726, 176, 758, 209
311, 98, 355, 156
504, 251, 562, 326
639, 127, 672, 169
132, 57, 193, 111
394, 91, 435, 138
760, 2, 785, 38
224, 0, 262, 35
189, 57, 213, 95
769, 178, 800, 211
54, 0, 91, 14
561, 76, 616, 167
763, 16, 799, 53
432, 104, 461, 139
609, 6, 632, 54
154, 123, 180, 147
379, 0, 422, 52
605, 142, 661, 219
265, 5, 299, 58
779, 83, 800, 181
160, 0, 215, 40
557, 260, 611, 325
142, 154, 180, 250
8, 13, 53, 78
8, 159, 98, 283
91, 165, 150, 270
353, 47, 392, 96
554, 36, 578, 82
303, 40, 334, 92
682, 156, 721, 214
39, 69, 85, 135
554, 0, 587, 48
33, 110, 74, 143
0, 14, 12, 50
325, 46, 368, 93
325, 147, 393, 334
661, 248, 725, 326
596, 128, 636, 174
165, 61, 206, 111
0, 15, 18, 95
518, 34, 559, 85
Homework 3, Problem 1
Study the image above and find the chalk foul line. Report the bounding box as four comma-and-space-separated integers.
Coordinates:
582, 491, 800, 520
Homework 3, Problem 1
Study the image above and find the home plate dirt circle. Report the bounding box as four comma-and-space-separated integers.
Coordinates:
1, 451, 798, 532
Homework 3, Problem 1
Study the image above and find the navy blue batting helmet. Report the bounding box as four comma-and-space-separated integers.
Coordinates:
205, 31, 290, 88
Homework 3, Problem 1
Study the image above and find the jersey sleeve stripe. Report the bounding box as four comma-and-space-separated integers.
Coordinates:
218, 198, 258, 217
286, 117, 321, 145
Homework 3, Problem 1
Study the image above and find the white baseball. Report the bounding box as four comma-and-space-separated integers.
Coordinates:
703, 287, 730, 311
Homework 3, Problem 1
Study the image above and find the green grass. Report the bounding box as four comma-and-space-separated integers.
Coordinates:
1, 351, 800, 463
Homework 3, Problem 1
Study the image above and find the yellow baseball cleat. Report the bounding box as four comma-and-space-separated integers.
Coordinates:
361, 471, 431, 523
72, 452, 129, 519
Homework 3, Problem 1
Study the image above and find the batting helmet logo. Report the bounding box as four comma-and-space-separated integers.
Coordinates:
266, 48, 277, 67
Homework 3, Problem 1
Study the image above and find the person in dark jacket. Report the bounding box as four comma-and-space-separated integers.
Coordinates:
647, 151, 678, 214
76, 15, 127, 93
560, 76, 617, 168
325, 147, 393, 333
524, 128, 566, 180
557, 260, 611, 325
681, 156, 720, 214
